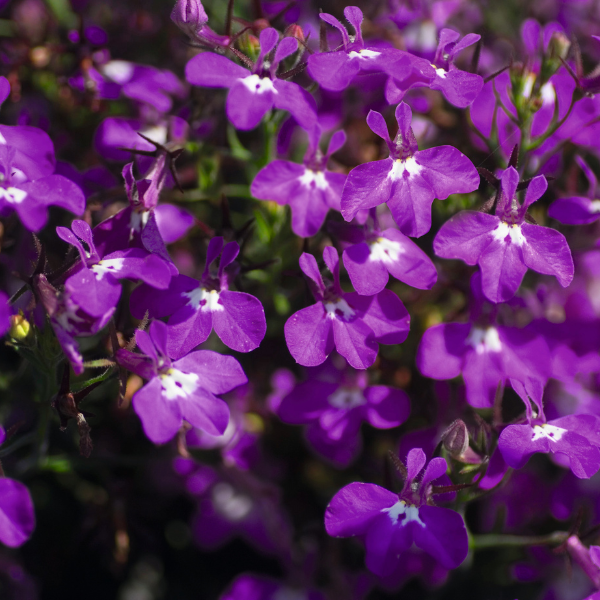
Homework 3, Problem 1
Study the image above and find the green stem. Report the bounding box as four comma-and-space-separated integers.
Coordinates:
471, 530, 568, 551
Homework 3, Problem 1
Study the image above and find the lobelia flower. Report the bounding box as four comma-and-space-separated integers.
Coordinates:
0, 425, 36, 548
0, 129, 85, 232
306, 6, 415, 92
325, 448, 469, 576
340, 208, 437, 295
416, 272, 552, 408
250, 126, 346, 237
55, 219, 171, 319
130, 236, 266, 359
434, 167, 574, 303
498, 379, 600, 479
116, 320, 247, 444
185, 27, 317, 131
340, 103, 479, 238
385, 28, 483, 108
276, 355, 410, 466
284, 246, 410, 369
548, 156, 600, 225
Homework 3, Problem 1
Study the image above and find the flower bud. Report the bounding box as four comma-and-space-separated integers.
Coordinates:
170, 0, 208, 40
284, 24, 305, 43
9, 313, 30, 341
548, 31, 570, 60
441, 419, 469, 458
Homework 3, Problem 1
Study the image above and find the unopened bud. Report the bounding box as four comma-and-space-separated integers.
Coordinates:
548, 31, 570, 60
441, 419, 469, 458
170, 0, 208, 39
9, 313, 30, 341
284, 24, 305, 43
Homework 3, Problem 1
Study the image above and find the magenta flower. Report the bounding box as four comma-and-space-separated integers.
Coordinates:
185, 28, 317, 131
498, 380, 600, 479
325, 448, 468, 576
341, 209, 437, 295
548, 156, 600, 225
284, 247, 410, 369
276, 356, 410, 466
341, 103, 479, 237
0, 426, 36, 548
307, 6, 414, 92
251, 126, 346, 237
130, 236, 266, 359
434, 167, 574, 303
116, 320, 247, 444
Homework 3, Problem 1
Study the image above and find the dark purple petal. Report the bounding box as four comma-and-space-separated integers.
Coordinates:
548, 196, 600, 225
277, 381, 338, 423
20, 175, 85, 215
307, 52, 359, 92
272, 79, 318, 130
364, 386, 410, 429
416, 323, 470, 380
331, 317, 378, 369
325, 482, 397, 537
0, 479, 35, 547
179, 387, 230, 437
365, 512, 414, 576
406, 447, 426, 480
155, 204, 195, 243
251, 160, 306, 205
414, 506, 469, 569
166, 307, 213, 359
430, 69, 483, 108
344, 242, 390, 296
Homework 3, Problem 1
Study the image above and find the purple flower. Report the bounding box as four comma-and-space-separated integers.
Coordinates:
416, 273, 552, 408
548, 156, 600, 225
284, 247, 410, 369
0, 426, 36, 548
56, 219, 171, 319
307, 6, 413, 92
325, 448, 468, 575
185, 28, 317, 131
498, 380, 600, 479
0, 132, 85, 231
116, 320, 247, 444
251, 126, 346, 237
434, 167, 574, 303
277, 356, 410, 466
170, 0, 208, 40
341, 209, 437, 295
341, 103, 479, 237
130, 236, 266, 358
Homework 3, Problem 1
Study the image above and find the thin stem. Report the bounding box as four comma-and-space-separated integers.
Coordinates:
471, 530, 569, 551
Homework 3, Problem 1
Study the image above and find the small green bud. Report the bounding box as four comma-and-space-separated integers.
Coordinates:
9, 313, 31, 341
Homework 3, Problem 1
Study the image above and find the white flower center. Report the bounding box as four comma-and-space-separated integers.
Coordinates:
492, 222, 526, 247
348, 49, 381, 59
141, 125, 167, 145
432, 65, 447, 79
540, 81, 555, 105
388, 157, 422, 181
160, 368, 198, 400
0, 132, 6, 144
324, 298, 355, 321
382, 500, 425, 527
522, 72, 536, 99
299, 168, 328, 190
129, 210, 150, 235
212, 482, 253, 521
369, 237, 404, 264
91, 258, 125, 280
184, 287, 224, 312
241, 74, 276, 94
0, 187, 27, 204
531, 424, 567, 443
467, 326, 502, 354
590, 200, 600, 213
327, 388, 366, 409
102, 60, 134, 83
